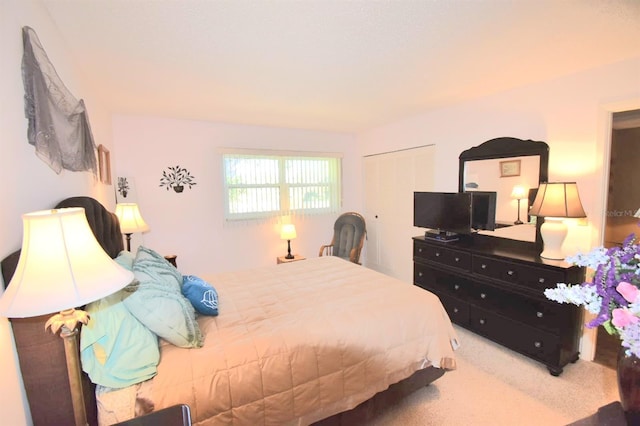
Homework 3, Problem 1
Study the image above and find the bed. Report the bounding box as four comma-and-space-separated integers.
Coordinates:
2, 197, 458, 425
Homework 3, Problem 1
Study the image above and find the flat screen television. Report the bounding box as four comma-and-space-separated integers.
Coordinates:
469, 191, 497, 231
413, 192, 472, 236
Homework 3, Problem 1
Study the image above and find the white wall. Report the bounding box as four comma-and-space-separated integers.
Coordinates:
358, 56, 640, 257
112, 115, 359, 275
0, 1, 119, 424
357, 56, 640, 360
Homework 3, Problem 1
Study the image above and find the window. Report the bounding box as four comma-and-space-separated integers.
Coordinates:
222, 150, 342, 220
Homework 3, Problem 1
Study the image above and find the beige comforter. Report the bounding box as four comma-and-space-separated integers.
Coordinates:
146, 256, 458, 425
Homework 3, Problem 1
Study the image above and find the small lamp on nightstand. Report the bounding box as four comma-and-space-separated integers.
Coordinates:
115, 203, 150, 251
0, 208, 134, 426
511, 185, 528, 225
529, 182, 587, 260
280, 224, 297, 260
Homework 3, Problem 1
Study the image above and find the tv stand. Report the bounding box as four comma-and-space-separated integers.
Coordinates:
424, 230, 459, 242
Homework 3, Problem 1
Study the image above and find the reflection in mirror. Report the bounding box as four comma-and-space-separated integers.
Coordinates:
464, 155, 540, 225
458, 137, 549, 247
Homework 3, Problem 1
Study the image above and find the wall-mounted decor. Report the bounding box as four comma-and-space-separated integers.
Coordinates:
116, 176, 138, 203
22, 26, 97, 176
159, 165, 197, 193
499, 159, 521, 177
97, 145, 111, 184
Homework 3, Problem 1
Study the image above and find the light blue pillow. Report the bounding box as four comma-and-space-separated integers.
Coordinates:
182, 275, 219, 316
81, 290, 159, 388
114, 250, 135, 271
123, 246, 203, 348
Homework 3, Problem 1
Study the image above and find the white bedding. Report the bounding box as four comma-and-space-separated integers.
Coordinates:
479, 223, 536, 242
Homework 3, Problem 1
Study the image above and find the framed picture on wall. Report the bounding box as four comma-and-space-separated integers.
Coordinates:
98, 145, 112, 184
115, 176, 138, 203
499, 159, 521, 177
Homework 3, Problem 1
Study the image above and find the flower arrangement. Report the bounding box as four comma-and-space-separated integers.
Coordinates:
544, 232, 640, 358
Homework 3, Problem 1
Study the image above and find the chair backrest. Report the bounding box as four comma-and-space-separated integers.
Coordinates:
331, 212, 366, 263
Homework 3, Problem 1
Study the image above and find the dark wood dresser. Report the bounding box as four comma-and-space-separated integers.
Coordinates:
413, 235, 585, 375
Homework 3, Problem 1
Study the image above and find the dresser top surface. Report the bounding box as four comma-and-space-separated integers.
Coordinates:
413, 235, 578, 270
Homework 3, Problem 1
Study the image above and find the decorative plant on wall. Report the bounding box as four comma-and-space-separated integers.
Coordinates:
159, 165, 197, 193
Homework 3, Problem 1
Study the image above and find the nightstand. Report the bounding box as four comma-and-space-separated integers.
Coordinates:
164, 254, 177, 267
114, 404, 191, 425
277, 254, 306, 264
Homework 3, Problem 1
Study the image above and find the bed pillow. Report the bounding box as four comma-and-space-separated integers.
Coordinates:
122, 246, 203, 348
114, 250, 135, 271
81, 290, 159, 389
182, 275, 219, 316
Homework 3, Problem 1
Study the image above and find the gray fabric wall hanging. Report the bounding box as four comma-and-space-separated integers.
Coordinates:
21, 26, 97, 176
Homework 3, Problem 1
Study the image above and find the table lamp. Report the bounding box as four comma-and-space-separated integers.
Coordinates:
115, 203, 150, 251
280, 224, 297, 260
529, 182, 586, 260
510, 185, 528, 225
0, 208, 135, 426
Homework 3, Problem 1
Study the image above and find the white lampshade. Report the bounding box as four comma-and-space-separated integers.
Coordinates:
529, 182, 587, 260
529, 182, 586, 219
115, 203, 150, 234
510, 185, 527, 200
0, 208, 134, 318
280, 224, 297, 240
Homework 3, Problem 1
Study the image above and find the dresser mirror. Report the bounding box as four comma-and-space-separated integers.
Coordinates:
458, 137, 549, 248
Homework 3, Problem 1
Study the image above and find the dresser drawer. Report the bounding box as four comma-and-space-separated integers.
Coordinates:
469, 306, 560, 364
414, 242, 471, 272
437, 292, 470, 325
466, 282, 577, 335
414, 263, 472, 299
472, 255, 565, 293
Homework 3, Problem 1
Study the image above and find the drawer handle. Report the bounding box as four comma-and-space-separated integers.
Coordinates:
454, 257, 460, 262
435, 252, 441, 257
507, 270, 514, 276
538, 277, 545, 284
454, 284, 460, 290
481, 264, 487, 269
536, 311, 544, 318
418, 272, 423, 277
418, 248, 423, 253
534, 341, 542, 348
480, 293, 486, 299
453, 307, 459, 313
479, 319, 486, 325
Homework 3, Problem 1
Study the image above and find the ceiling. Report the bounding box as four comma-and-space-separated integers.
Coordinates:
41, 0, 640, 133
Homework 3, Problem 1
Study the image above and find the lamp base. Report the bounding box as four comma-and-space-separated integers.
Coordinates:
539, 218, 568, 260
285, 239, 294, 259
45, 309, 90, 426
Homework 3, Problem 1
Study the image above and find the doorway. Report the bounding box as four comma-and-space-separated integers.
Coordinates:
594, 108, 640, 369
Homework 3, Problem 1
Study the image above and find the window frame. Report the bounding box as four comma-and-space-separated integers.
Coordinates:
221, 148, 343, 221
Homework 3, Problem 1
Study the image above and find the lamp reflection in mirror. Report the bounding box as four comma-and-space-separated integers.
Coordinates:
0, 208, 134, 426
529, 182, 587, 260
280, 224, 297, 260
510, 185, 528, 225
115, 203, 150, 251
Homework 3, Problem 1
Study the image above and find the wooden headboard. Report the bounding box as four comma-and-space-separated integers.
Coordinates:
1, 196, 124, 426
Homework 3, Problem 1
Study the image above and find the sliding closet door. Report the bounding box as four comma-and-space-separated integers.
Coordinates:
363, 145, 435, 283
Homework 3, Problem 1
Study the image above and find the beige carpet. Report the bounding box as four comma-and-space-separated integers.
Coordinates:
370, 325, 619, 426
